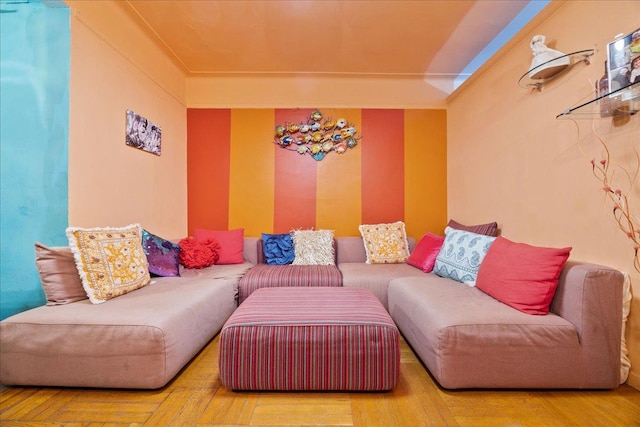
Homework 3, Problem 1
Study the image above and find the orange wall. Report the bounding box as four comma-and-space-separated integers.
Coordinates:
187, 109, 447, 238
447, 1, 640, 387
66, 0, 187, 239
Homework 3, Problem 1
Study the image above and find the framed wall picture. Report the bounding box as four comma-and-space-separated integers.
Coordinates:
607, 27, 640, 92
126, 110, 161, 156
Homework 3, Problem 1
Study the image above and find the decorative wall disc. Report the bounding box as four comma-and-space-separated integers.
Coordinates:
273, 110, 361, 161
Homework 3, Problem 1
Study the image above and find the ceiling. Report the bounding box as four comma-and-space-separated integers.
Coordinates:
124, 0, 534, 93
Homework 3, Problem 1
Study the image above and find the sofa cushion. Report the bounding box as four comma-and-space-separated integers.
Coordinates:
339, 262, 426, 310
35, 243, 88, 305
388, 275, 582, 389
476, 236, 572, 315
447, 219, 498, 237
359, 221, 410, 264
292, 229, 335, 265
66, 224, 151, 304
261, 233, 295, 265
407, 233, 445, 272
433, 227, 495, 286
0, 277, 237, 389
142, 229, 181, 277
194, 228, 244, 264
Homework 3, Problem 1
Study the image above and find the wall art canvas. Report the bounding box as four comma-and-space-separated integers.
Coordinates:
126, 110, 161, 156
607, 27, 640, 93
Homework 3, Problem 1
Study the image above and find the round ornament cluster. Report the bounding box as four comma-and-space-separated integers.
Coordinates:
273, 110, 361, 161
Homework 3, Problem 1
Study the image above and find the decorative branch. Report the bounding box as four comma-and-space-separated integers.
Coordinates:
582, 121, 640, 272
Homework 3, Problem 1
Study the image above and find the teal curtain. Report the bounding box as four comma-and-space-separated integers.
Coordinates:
0, 0, 70, 319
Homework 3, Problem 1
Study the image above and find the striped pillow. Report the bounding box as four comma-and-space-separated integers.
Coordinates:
447, 219, 498, 237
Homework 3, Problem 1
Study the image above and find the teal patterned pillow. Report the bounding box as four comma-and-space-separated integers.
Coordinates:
433, 227, 496, 286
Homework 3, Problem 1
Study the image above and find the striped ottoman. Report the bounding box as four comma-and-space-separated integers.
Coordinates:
219, 287, 400, 391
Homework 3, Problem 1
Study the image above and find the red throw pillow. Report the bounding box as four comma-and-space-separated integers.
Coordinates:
476, 236, 571, 315
178, 236, 220, 269
194, 228, 244, 264
407, 233, 445, 272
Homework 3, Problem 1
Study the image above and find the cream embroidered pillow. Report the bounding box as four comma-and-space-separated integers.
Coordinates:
291, 229, 335, 265
359, 221, 410, 264
66, 224, 151, 304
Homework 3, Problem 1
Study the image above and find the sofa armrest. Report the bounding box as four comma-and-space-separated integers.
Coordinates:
551, 261, 623, 387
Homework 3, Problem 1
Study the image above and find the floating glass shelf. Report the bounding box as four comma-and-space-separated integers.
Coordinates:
518, 49, 595, 90
556, 81, 640, 119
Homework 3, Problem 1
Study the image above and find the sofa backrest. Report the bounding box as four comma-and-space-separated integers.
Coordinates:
243, 237, 259, 264
336, 236, 416, 264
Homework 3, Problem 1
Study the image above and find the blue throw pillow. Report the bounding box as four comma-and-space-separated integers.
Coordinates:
262, 233, 295, 265
433, 227, 495, 286
142, 229, 181, 277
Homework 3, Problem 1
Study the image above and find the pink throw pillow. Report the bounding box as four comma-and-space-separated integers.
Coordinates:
407, 233, 445, 272
194, 228, 244, 264
35, 243, 88, 305
476, 236, 571, 315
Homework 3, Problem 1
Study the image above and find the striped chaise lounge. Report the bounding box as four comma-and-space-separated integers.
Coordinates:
236, 239, 342, 304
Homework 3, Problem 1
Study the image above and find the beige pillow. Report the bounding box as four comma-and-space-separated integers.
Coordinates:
359, 221, 410, 264
66, 224, 151, 304
35, 242, 88, 305
291, 229, 335, 265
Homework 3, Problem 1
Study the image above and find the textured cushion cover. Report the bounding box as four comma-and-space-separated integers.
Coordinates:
292, 229, 335, 265
433, 227, 495, 286
220, 287, 400, 391
35, 243, 88, 305
359, 221, 410, 264
476, 236, 572, 315
194, 228, 244, 264
407, 233, 445, 272
66, 224, 151, 304
238, 263, 342, 304
142, 229, 181, 277
261, 233, 295, 265
447, 219, 498, 237
178, 236, 220, 269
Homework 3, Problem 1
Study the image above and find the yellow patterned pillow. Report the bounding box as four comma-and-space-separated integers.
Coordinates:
359, 221, 410, 264
66, 223, 151, 304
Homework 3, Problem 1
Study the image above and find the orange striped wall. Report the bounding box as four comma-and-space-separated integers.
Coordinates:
187, 109, 447, 238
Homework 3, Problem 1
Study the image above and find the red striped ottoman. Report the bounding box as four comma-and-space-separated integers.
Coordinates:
219, 287, 400, 391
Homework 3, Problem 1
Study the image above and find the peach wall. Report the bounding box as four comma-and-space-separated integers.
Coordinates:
186, 75, 448, 109
447, 1, 640, 387
66, 0, 187, 239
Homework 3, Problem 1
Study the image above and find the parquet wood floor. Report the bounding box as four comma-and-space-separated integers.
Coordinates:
1, 335, 639, 427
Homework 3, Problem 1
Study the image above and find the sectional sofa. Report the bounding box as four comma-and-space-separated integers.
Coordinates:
0, 236, 624, 390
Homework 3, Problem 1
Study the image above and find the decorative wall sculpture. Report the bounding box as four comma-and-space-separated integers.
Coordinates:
273, 110, 361, 161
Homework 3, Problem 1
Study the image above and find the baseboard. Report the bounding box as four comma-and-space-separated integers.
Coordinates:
625, 370, 640, 390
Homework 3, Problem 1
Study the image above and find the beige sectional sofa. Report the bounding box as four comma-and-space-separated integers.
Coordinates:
0, 235, 624, 390
336, 237, 624, 389
0, 238, 258, 389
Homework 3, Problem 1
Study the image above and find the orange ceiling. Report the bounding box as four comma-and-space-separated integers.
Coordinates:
124, 0, 529, 80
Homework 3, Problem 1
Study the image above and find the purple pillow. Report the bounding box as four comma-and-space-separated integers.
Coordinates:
142, 229, 181, 277
262, 233, 294, 265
